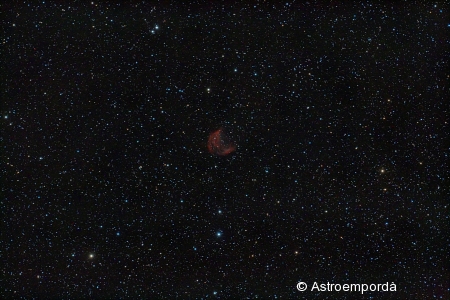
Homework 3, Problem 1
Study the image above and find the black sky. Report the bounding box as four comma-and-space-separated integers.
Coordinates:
2, 1, 449, 299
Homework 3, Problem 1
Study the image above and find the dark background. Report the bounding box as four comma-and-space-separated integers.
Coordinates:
2, 1, 448, 299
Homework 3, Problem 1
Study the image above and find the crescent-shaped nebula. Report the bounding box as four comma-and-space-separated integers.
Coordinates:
207, 128, 236, 156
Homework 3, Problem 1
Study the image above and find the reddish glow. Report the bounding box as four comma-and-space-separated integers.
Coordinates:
207, 128, 236, 156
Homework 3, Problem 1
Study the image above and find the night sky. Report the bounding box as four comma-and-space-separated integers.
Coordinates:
2, 2, 449, 299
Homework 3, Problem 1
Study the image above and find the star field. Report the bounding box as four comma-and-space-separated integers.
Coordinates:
2, 2, 449, 299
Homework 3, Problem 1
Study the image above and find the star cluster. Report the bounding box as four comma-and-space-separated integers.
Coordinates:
2, 2, 449, 299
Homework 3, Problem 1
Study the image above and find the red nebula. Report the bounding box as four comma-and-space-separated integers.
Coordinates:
207, 128, 236, 156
